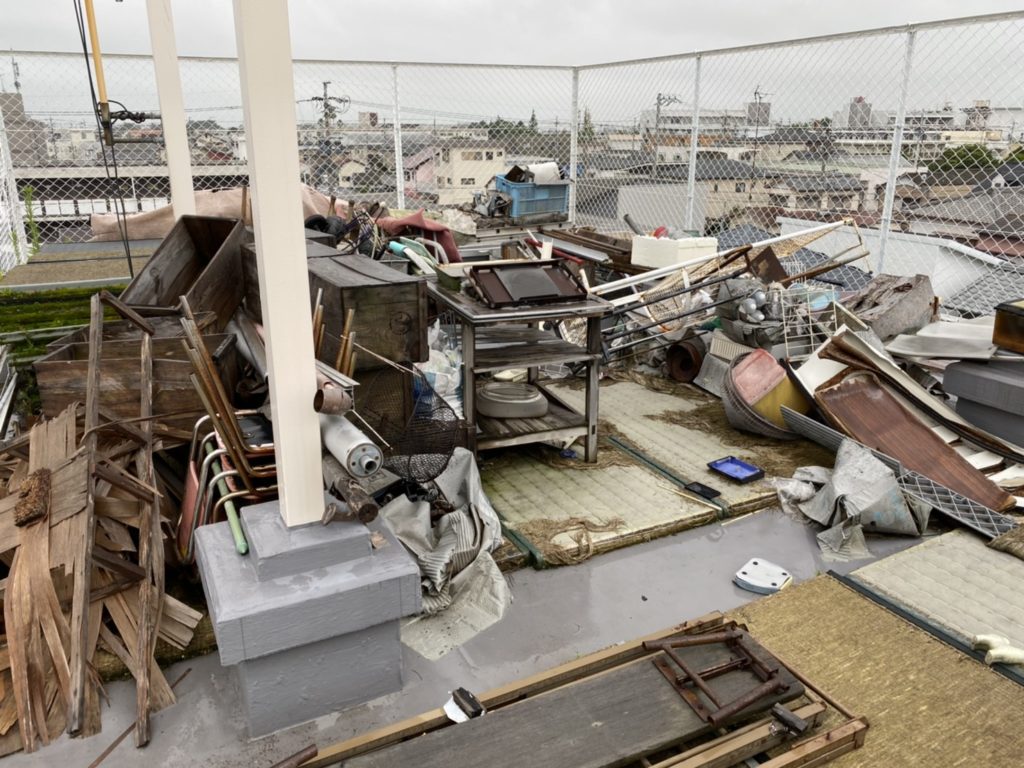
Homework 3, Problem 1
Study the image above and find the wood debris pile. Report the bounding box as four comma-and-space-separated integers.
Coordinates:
0, 293, 202, 756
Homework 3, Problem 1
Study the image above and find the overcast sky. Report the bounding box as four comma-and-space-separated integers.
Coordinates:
2, 1, 1023, 65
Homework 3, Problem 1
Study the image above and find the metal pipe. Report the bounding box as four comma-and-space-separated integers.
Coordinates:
313, 383, 353, 414
568, 67, 579, 224
877, 28, 916, 274
83, 0, 108, 105
593, 221, 843, 296
622, 213, 645, 235
318, 413, 382, 478
391, 65, 405, 210
707, 677, 788, 727
685, 55, 702, 230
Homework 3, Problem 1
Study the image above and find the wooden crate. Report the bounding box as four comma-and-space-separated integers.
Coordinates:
120, 216, 246, 327
34, 334, 236, 433
307, 254, 428, 370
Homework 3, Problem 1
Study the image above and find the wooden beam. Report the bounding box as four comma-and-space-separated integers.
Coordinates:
653, 702, 826, 768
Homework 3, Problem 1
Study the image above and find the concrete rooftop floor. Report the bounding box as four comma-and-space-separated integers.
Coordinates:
6, 507, 924, 768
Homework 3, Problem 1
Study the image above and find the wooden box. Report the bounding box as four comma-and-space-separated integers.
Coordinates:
34, 333, 237, 434
120, 216, 246, 327
307, 254, 428, 370
240, 239, 338, 321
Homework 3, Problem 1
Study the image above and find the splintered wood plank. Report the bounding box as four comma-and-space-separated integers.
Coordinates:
67, 294, 102, 735
135, 330, 159, 747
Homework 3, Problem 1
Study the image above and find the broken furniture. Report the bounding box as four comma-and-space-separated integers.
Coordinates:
428, 282, 609, 462
194, 498, 420, 737
303, 251, 428, 372
119, 215, 247, 328
0, 293, 202, 758
33, 314, 237, 441
307, 613, 867, 768
993, 298, 1024, 354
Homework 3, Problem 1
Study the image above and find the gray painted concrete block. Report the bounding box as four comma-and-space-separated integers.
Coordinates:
241, 497, 370, 581
235, 619, 403, 737
196, 518, 421, 666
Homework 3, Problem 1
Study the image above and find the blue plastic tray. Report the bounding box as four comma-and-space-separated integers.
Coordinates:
707, 456, 764, 484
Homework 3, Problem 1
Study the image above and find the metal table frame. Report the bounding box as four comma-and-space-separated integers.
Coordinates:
428, 282, 609, 462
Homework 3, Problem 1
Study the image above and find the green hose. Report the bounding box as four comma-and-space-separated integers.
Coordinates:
202, 442, 249, 555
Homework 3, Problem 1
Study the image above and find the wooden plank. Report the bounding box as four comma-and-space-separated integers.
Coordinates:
657, 702, 826, 768
345, 636, 804, 768
134, 330, 158, 747
67, 294, 102, 735
756, 718, 868, 767
96, 291, 156, 335
308, 614, 727, 767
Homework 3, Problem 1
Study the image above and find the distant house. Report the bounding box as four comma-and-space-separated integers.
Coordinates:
431, 141, 507, 205
763, 174, 863, 211
907, 187, 1024, 244
337, 158, 367, 186
577, 157, 779, 234
0, 92, 48, 167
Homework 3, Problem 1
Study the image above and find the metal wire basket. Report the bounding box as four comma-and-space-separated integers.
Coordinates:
354, 365, 465, 484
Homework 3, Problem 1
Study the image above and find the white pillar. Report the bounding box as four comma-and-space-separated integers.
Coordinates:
146, 0, 195, 218
233, 0, 323, 527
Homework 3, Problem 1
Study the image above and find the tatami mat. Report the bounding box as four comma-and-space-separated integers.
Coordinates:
552, 379, 834, 513
851, 530, 1024, 648
732, 576, 1024, 767
481, 446, 716, 566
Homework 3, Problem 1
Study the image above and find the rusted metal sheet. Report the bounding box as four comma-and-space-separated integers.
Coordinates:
815, 370, 1015, 512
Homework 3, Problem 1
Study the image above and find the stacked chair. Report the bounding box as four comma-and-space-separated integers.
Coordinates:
177, 300, 278, 562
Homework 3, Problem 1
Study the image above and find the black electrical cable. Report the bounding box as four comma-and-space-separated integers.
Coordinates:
73, 0, 135, 278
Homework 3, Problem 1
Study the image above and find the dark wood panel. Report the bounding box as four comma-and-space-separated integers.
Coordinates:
347, 635, 802, 768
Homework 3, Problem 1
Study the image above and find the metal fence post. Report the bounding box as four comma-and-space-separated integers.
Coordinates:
391, 64, 405, 210
878, 27, 916, 274
0, 102, 28, 271
569, 67, 579, 223
685, 55, 702, 232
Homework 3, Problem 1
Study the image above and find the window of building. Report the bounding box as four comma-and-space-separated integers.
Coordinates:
460, 178, 476, 186
735, 182, 746, 193
447, 177, 452, 185
713, 183, 719, 193
441, 150, 450, 162
485, 151, 494, 160
462, 151, 483, 161
497, 151, 503, 157
436, 177, 445, 187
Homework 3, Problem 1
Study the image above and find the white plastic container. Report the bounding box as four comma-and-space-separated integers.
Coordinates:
631, 236, 718, 269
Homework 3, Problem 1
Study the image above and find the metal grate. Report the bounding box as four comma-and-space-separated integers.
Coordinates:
780, 406, 1018, 539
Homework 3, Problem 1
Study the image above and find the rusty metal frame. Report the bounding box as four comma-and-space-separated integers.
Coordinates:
644, 630, 789, 727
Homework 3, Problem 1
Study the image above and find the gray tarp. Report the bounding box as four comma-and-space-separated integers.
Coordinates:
381, 448, 510, 659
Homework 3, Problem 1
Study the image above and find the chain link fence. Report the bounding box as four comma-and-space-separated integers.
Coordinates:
1, 12, 1023, 311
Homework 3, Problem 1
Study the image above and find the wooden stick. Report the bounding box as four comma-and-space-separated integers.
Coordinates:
335, 308, 355, 371
240, 185, 249, 224
86, 667, 192, 768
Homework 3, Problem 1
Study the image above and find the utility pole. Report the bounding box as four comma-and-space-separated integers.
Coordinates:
749, 85, 771, 200
651, 92, 682, 180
